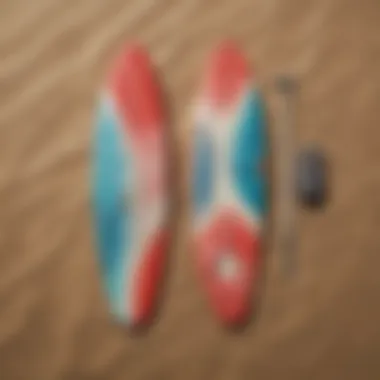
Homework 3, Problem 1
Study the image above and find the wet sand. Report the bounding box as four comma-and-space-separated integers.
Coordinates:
0, 0, 380, 379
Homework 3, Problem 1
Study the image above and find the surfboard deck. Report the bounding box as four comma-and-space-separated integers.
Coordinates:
92, 45, 169, 328
192, 42, 268, 326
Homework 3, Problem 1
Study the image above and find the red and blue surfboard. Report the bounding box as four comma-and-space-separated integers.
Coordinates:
92, 45, 169, 328
192, 42, 268, 326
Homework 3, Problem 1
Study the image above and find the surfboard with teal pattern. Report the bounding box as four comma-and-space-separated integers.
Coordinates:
92, 45, 169, 328
192, 42, 268, 326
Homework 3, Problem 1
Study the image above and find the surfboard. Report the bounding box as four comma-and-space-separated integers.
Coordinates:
192, 42, 268, 326
92, 45, 169, 328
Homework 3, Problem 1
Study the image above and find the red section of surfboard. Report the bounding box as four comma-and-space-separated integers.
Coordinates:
202, 41, 251, 109
133, 231, 168, 325
108, 44, 167, 327
194, 42, 261, 326
196, 211, 261, 325
108, 45, 163, 138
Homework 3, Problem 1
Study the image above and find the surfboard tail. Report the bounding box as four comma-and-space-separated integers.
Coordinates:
195, 211, 261, 325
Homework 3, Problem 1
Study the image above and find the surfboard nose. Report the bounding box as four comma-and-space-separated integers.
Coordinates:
108, 44, 163, 135
196, 211, 260, 325
202, 41, 251, 108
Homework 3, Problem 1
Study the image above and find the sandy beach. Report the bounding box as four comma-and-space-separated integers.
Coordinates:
0, 0, 380, 379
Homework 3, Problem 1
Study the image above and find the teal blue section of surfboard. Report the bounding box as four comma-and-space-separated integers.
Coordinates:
193, 127, 214, 216
232, 89, 268, 218
92, 95, 130, 316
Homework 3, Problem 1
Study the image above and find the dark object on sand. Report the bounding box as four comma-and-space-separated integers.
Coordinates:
297, 147, 328, 208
